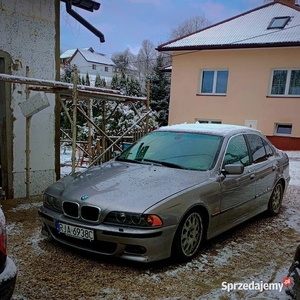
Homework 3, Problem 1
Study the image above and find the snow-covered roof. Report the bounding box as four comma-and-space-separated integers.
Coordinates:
77, 49, 115, 66
158, 1, 300, 51
161, 65, 172, 72
60, 48, 90, 59
157, 123, 260, 136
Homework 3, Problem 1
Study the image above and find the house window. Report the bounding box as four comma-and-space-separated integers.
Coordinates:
200, 70, 229, 95
267, 16, 290, 29
92, 64, 96, 70
274, 123, 292, 135
270, 69, 300, 96
105, 66, 108, 72
196, 119, 222, 124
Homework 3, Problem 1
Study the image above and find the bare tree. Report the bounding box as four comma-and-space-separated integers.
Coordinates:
111, 48, 136, 73
170, 15, 211, 40
136, 39, 157, 84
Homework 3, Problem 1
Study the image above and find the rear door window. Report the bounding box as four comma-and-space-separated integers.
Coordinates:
263, 139, 274, 157
246, 134, 268, 163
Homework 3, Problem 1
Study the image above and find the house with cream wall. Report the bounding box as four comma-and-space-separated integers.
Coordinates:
157, 0, 300, 150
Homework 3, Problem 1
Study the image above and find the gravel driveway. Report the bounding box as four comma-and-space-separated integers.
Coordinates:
2, 153, 300, 300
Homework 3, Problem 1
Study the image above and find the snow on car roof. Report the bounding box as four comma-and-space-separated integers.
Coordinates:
156, 123, 260, 136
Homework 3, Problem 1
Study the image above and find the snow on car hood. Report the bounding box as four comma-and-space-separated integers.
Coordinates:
54, 161, 210, 212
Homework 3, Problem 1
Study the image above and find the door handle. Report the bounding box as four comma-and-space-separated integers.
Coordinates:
272, 164, 277, 171
250, 174, 255, 179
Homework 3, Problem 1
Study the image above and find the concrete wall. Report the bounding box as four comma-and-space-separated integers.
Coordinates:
0, 0, 57, 198
169, 47, 300, 139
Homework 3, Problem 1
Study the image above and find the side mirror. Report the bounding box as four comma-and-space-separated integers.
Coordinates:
222, 164, 244, 175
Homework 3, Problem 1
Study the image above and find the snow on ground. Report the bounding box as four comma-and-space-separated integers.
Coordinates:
287, 151, 300, 186
60, 146, 87, 176
7, 150, 300, 299
10, 202, 41, 212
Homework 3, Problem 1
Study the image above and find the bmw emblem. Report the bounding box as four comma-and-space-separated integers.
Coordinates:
81, 195, 89, 200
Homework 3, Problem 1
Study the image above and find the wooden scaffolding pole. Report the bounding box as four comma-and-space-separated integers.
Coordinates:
87, 98, 92, 165
25, 66, 31, 199
101, 100, 106, 162
146, 79, 150, 134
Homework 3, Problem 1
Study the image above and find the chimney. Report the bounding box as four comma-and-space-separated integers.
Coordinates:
264, 0, 299, 5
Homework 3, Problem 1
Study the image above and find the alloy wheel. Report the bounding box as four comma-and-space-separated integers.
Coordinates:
180, 212, 203, 257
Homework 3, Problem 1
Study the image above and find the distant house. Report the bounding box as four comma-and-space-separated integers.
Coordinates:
61, 47, 115, 86
60, 47, 89, 66
157, 0, 300, 150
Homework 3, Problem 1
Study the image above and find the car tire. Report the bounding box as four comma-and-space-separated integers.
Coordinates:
268, 181, 283, 216
0, 280, 16, 300
172, 210, 204, 262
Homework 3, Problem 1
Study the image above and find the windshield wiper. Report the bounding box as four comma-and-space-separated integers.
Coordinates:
142, 159, 187, 169
116, 158, 143, 164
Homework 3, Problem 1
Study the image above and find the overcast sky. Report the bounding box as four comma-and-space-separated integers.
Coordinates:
60, 0, 265, 56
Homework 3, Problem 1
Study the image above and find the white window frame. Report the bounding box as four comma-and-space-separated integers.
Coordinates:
199, 69, 229, 95
92, 64, 97, 70
269, 68, 300, 97
267, 16, 290, 29
274, 123, 292, 136
105, 66, 109, 72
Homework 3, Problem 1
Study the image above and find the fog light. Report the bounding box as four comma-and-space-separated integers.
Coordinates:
125, 245, 147, 255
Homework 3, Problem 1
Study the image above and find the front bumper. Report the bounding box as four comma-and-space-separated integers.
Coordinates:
38, 206, 177, 263
0, 257, 17, 300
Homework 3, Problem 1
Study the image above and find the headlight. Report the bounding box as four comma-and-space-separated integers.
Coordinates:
43, 194, 62, 211
104, 211, 163, 227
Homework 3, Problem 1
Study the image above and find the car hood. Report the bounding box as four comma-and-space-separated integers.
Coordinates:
52, 161, 211, 212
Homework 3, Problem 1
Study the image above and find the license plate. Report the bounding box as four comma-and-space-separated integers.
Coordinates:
56, 222, 94, 241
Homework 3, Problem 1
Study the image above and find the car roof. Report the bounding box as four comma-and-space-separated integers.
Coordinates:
156, 123, 261, 137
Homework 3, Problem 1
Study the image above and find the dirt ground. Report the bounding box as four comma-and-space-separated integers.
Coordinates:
1, 176, 299, 299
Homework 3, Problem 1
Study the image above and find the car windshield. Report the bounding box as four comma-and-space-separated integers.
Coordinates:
117, 131, 222, 171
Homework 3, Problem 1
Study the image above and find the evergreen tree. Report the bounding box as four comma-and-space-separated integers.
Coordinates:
111, 73, 119, 90
81, 76, 85, 86
85, 72, 90, 86
119, 71, 127, 94
95, 73, 102, 87
127, 77, 142, 97
149, 54, 170, 126
60, 64, 74, 83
